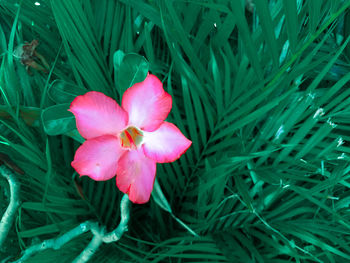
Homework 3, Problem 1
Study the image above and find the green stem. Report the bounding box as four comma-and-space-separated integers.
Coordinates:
11, 194, 131, 263
12, 221, 95, 262
102, 194, 130, 243
0, 165, 20, 250
72, 233, 103, 263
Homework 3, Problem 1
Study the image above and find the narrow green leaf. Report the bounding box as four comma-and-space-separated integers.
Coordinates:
18, 219, 76, 238
210, 47, 223, 117
254, 0, 279, 68
230, 1, 263, 80
234, 175, 253, 211
48, 80, 87, 104
152, 178, 172, 213
283, 0, 298, 53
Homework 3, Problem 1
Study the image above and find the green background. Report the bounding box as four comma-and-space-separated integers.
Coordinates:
1, 0, 350, 262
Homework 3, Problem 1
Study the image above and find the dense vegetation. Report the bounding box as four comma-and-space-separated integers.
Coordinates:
1, 0, 350, 262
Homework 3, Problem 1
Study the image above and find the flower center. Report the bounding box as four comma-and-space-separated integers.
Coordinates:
120, 126, 143, 150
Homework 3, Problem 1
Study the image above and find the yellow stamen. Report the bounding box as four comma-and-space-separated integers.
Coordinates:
120, 127, 143, 149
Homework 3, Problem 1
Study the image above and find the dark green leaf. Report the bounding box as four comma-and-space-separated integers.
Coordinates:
48, 80, 87, 104
41, 103, 76, 136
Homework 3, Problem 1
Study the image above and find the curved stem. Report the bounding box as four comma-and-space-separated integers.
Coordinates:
102, 194, 130, 243
0, 165, 20, 250
74, 194, 131, 262
12, 221, 95, 262
11, 194, 131, 263
72, 234, 103, 263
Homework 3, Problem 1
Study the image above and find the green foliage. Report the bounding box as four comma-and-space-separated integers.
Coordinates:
114, 51, 149, 103
1, 0, 350, 262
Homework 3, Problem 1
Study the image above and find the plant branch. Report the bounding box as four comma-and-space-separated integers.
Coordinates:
102, 194, 130, 243
72, 231, 103, 263
11, 221, 95, 262
0, 165, 20, 250
73, 194, 131, 262
10, 194, 131, 263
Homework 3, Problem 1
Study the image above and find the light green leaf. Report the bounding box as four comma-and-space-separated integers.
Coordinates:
117, 53, 149, 99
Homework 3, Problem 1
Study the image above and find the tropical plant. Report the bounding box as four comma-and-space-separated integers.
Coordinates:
1, 0, 350, 262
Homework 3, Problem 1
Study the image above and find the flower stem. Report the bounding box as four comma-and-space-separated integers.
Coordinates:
0, 165, 20, 250
102, 194, 130, 243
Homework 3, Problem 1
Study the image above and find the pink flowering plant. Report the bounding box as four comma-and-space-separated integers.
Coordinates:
69, 74, 192, 204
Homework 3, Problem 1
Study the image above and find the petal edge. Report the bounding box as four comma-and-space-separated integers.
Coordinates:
121, 74, 172, 132
71, 135, 125, 181
116, 150, 156, 204
142, 122, 192, 163
70, 91, 128, 139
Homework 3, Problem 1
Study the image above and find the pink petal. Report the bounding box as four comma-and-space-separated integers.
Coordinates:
71, 135, 125, 181
122, 74, 172, 132
142, 122, 192, 163
116, 149, 156, 204
69, 91, 128, 139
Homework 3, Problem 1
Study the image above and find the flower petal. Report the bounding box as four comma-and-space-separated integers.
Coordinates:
122, 74, 172, 132
71, 135, 125, 181
142, 122, 192, 163
116, 149, 156, 204
70, 91, 128, 139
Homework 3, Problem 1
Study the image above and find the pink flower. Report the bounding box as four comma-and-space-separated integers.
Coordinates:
69, 74, 192, 204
